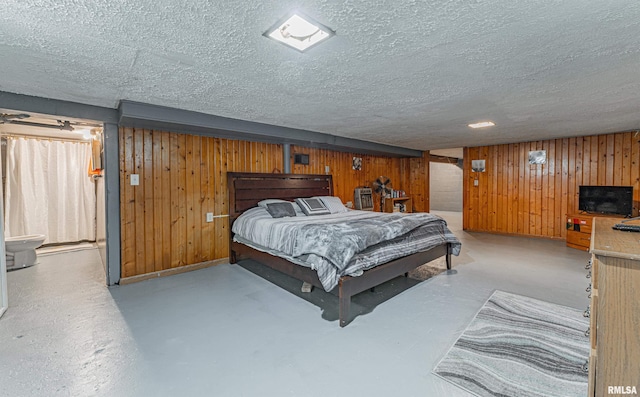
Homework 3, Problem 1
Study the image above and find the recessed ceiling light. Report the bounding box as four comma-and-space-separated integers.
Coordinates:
468, 121, 496, 129
264, 12, 335, 52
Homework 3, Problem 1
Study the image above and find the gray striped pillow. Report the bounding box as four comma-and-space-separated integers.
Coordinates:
315, 196, 348, 214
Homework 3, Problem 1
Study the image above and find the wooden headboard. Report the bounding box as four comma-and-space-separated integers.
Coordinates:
227, 172, 333, 223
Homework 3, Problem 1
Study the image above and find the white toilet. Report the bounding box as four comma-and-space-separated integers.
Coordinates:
5, 235, 46, 270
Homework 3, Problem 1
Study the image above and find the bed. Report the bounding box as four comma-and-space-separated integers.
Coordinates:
228, 172, 461, 327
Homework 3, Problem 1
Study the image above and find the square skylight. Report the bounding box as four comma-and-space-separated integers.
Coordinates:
264, 12, 335, 52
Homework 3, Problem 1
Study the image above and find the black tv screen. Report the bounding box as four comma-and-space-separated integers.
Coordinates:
578, 186, 633, 217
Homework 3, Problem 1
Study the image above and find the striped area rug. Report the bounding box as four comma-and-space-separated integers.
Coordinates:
434, 290, 589, 397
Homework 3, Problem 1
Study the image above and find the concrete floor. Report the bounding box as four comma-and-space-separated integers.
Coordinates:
0, 211, 591, 397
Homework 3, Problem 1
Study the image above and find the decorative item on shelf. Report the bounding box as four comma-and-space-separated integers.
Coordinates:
372, 176, 392, 212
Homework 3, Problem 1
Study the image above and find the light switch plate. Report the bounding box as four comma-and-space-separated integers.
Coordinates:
473, 179, 479, 186
325, 165, 330, 174
130, 174, 139, 186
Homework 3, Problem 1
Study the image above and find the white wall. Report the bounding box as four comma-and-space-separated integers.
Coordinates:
96, 174, 107, 273
429, 161, 463, 212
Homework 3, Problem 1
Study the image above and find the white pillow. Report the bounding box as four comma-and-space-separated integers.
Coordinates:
257, 199, 305, 216
295, 197, 331, 216
314, 196, 348, 214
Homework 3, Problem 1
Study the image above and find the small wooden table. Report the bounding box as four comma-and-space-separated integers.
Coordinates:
383, 197, 412, 213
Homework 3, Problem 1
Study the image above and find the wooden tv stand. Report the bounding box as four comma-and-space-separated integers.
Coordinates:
566, 213, 623, 251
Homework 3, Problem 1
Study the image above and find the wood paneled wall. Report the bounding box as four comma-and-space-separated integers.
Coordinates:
291, 147, 429, 212
119, 128, 283, 278
463, 131, 640, 239
120, 128, 430, 278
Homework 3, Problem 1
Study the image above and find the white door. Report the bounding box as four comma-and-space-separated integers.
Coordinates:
0, 147, 6, 318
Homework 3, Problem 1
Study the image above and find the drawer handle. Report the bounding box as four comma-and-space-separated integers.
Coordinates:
586, 271, 591, 279
586, 284, 591, 293
588, 292, 591, 299
583, 307, 590, 318
585, 260, 591, 270
585, 328, 590, 337
582, 360, 589, 372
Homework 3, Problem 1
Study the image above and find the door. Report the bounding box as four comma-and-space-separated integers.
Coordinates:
0, 146, 6, 318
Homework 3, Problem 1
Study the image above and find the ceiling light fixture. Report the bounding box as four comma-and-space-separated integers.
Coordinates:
468, 121, 496, 129
264, 12, 335, 52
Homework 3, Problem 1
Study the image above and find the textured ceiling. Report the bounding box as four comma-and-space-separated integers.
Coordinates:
0, 1, 639, 150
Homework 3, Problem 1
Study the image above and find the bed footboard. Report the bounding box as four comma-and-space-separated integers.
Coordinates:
337, 243, 450, 327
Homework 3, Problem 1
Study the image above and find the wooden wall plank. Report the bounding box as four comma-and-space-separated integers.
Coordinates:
605, 134, 615, 185
554, 139, 564, 238
590, 135, 598, 185
582, 137, 591, 190
152, 130, 163, 271
560, 138, 569, 235
185, 135, 195, 265
598, 135, 607, 186
169, 132, 179, 268
161, 132, 171, 269
176, 133, 187, 267
567, 137, 577, 219
143, 129, 155, 274
122, 128, 136, 277
541, 140, 549, 237
632, 132, 640, 212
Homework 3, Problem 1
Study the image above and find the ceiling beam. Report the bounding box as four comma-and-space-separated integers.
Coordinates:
429, 154, 460, 164
0, 91, 118, 123
118, 101, 423, 158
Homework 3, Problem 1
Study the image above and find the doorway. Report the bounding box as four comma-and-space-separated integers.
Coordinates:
429, 148, 463, 212
0, 109, 108, 282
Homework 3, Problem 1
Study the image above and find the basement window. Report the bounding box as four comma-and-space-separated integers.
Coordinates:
264, 12, 335, 52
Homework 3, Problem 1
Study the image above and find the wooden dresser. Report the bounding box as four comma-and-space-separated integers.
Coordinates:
587, 217, 640, 396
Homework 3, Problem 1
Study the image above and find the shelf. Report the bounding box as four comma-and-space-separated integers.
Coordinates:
384, 197, 412, 213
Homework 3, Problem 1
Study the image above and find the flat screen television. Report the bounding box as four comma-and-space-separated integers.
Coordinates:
578, 185, 633, 217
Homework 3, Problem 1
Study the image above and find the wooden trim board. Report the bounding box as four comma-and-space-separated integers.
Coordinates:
119, 258, 228, 285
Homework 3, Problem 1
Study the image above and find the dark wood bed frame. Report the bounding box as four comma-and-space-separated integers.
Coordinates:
228, 172, 452, 327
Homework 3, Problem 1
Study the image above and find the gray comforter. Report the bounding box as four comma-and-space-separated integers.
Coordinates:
233, 208, 461, 291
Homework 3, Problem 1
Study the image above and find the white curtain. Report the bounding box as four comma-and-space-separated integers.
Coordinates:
5, 137, 96, 244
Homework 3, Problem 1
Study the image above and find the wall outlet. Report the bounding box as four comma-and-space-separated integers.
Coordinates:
130, 174, 139, 186
206, 213, 214, 223
346, 201, 353, 208
473, 179, 479, 186
325, 165, 330, 174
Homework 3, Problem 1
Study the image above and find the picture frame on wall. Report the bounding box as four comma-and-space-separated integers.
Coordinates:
528, 150, 546, 164
352, 157, 362, 170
